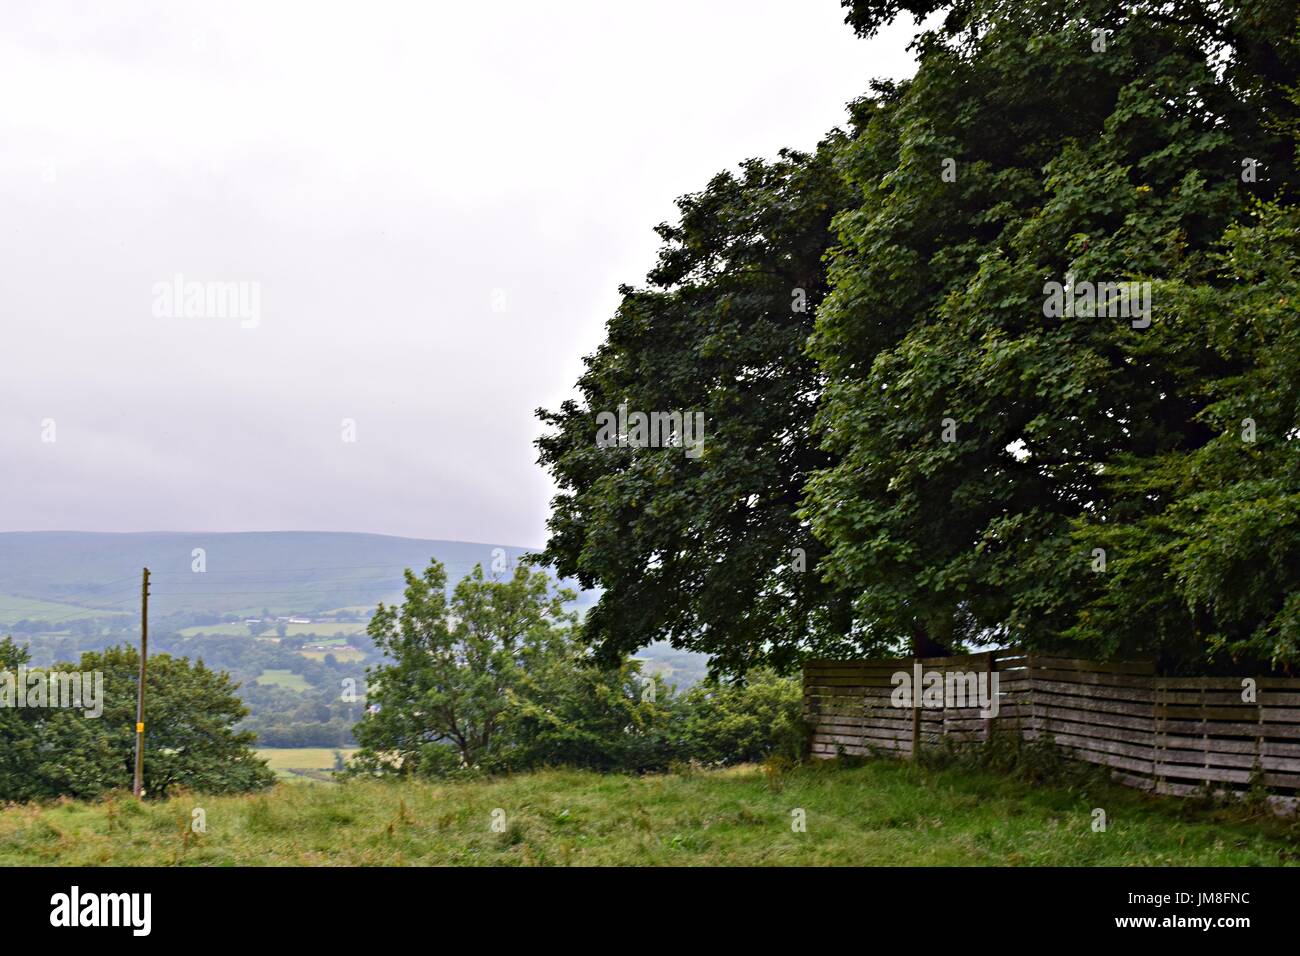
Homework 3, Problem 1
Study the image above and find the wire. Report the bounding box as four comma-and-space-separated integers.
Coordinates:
73, 574, 144, 592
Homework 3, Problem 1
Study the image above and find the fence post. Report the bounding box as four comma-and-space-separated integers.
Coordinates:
1028, 653, 1040, 743
985, 651, 996, 742
911, 657, 921, 760
1159, 681, 1170, 801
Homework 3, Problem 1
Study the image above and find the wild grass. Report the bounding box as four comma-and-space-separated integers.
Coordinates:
2, 756, 1297, 866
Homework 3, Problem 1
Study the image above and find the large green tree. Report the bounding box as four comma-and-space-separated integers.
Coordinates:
803, 0, 1299, 666
537, 0, 1298, 674
536, 136, 859, 675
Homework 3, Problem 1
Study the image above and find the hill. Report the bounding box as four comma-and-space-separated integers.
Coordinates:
2, 761, 1295, 866
0, 531, 708, 702
0, 531, 583, 622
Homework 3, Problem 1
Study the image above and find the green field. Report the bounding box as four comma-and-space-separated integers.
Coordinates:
178, 622, 369, 638
0, 593, 127, 626
300, 647, 365, 662
255, 669, 311, 691
256, 748, 358, 784
287, 622, 367, 637
176, 623, 257, 637
2, 760, 1296, 866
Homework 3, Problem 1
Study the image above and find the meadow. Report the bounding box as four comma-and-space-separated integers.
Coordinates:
2, 760, 1296, 866
0, 593, 128, 626
254, 670, 313, 692
178, 622, 369, 638
256, 747, 358, 783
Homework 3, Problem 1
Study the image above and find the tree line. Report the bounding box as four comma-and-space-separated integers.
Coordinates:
348, 561, 803, 778
1, 561, 804, 796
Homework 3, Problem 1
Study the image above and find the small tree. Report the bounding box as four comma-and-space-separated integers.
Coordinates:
0, 639, 274, 800
352, 560, 578, 774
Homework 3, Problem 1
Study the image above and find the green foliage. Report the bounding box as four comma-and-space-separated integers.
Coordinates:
506, 661, 806, 772
505, 655, 675, 773
806, 0, 1300, 665
351, 560, 581, 774
0, 637, 274, 801
349, 562, 805, 776
538, 0, 1300, 673
673, 668, 806, 766
1065, 200, 1300, 669
535, 138, 859, 675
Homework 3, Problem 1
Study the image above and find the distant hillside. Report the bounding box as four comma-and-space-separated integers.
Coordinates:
0, 531, 575, 623
0, 531, 707, 689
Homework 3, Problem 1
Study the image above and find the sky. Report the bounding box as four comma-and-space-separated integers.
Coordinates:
0, 0, 923, 548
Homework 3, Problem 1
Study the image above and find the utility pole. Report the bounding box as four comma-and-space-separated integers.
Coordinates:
133, 567, 150, 798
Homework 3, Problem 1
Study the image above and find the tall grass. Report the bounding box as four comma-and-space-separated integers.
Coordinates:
1, 759, 1296, 866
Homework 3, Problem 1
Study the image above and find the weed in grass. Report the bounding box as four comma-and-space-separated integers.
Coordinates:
243, 795, 279, 835
762, 754, 794, 792
498, 820, 526, 848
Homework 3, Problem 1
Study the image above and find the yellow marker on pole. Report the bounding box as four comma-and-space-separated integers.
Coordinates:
133, 567, 150, 798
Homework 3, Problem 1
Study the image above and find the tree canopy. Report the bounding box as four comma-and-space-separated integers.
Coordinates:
536, 137, 861, 674
537, 0, 1300, 674
352, 560, 581, 773
0, 637, 273, 800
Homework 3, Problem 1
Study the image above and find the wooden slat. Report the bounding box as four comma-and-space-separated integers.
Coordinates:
1156, 677, 1300, 691
803, 656, 1300, 803
1029, 655, 1155, 675
1031, 678, 1155, 703
1029, 668, 1155, 689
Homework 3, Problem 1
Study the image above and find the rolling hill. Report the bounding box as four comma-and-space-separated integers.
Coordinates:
0, 531, 706, 687
0, 531, 580, 623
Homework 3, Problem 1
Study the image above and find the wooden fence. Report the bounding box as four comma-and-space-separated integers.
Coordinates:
804, 651, 1300, 806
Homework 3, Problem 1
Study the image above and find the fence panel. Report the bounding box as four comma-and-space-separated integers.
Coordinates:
803, 654, 1300, 808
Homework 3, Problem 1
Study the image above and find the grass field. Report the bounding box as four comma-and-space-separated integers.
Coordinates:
0, 593, 127, 626
175, 623, 251, 637
256, 748, 357, 784
178, 622, 368, 638
255, 669, 311, 691
300, 647, 365, 662
2, 759, 1297, 866
286, 623, 367, 637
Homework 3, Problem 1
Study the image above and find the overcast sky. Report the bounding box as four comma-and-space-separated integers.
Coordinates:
1, 0, 921, 548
